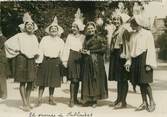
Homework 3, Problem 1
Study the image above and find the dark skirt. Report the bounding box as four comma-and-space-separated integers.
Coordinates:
130, 52, 153, 85
0, 77, 7, 98
0, 38, 7, 97
108, 49, 129, 81
81, 54, 108, 101
0, 47, 8, 78
0, 62, 7, 98
14, 54, 36, 83
37, 57, 61, 88
67, 49, 82, 82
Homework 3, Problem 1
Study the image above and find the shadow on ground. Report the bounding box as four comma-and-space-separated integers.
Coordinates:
0, 99, 22, 109
151, 79, 167, 91
31, 96, 70, 105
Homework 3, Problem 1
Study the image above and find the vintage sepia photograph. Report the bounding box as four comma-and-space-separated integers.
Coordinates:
0, 0, 167, 117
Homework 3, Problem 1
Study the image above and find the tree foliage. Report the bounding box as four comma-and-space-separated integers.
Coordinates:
157, 16, 167, 60
1, 1, 133, 40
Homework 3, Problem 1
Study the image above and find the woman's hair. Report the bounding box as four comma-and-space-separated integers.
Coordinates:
129, 18, 139, 27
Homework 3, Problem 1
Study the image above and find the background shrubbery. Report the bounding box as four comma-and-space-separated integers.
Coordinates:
157, 17, 167, 60
0, 1, 136, 77
0, 1, 134, 40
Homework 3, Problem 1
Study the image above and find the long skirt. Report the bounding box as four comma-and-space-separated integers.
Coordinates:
81, 54, 108, 101
130, 52, 153, 85
67, 49, 82, 82
14, 54, 36, 83
37, 57, 61, 88
0, 47, 8, 97
108, 49, 129, 81
0, 62, 7, 98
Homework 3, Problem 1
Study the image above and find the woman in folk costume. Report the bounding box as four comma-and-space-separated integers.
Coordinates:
4, 12, 39, 111
108, 10, 132, 109
127, 15, 157, 112
61, 8, 85, 107
36, 16, 64, 106
80, 22, 108, 108
0, 30, 8, 99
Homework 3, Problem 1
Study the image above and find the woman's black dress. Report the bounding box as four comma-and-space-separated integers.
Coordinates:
81, 35, 108, 101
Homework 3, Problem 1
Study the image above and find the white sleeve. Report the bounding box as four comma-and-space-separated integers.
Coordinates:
35, 38, 45, 64
34, 36, 40, 55
59, 40, 65, 61
146, 32, 157, 68
125, 35, 133, 66
61, 35, 71, 66
4, 33, 20, 58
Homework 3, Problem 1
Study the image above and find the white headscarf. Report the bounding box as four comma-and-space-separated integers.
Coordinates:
72, 8, 85, 31
19, 12, 38, 32
134, 14, 154, 30
133, 2, 155, 30
45, 16, 64, 36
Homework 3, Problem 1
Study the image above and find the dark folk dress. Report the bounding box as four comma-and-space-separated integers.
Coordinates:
67, 49, 82, 82
130, 51, 153, 85
81, 35, 108, 101
14, 54, 37, 83
37, 57, 61, 88
0, 36, 8, 97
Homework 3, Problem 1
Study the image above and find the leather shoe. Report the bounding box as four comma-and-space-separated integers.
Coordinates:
109, 100, 120, 107
135, 103, 147, 111
146, 102, 156, 112
114, 102, 127, 109
69, 101, 74, 107
49, 98, 56, 105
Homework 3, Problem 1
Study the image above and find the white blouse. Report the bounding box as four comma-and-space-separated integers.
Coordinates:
5, 32, 39, 59
128, 28, 157, 68
61, 34, 85, 65
36, 36, 65, 63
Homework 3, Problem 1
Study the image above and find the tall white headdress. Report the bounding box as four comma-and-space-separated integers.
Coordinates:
19, 12, 38, 32
72, 8, 85, 31
45, 16, 64, 36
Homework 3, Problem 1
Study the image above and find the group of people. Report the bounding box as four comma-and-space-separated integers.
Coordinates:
1, 2, 157, 113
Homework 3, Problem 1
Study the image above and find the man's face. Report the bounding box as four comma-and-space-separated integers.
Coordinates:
50, 26, 58, 36
25, 22, 34, 33
86, 25, 96, 36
